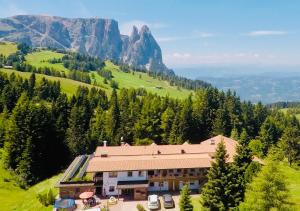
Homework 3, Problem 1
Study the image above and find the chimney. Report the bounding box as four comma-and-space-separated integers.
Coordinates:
210, 139, 215, 145
121, 142, 125, 146
103, 141, 107, 147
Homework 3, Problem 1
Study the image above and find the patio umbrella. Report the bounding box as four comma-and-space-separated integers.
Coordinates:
79, 191, 94, 199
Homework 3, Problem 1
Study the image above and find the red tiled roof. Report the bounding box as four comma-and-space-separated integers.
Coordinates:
86, 135, 239, 172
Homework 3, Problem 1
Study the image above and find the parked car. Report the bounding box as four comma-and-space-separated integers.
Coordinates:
162, 194, 174, 208
148, 194, 160, 210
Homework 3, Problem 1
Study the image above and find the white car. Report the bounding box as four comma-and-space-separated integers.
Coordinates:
148, 194, 160, 210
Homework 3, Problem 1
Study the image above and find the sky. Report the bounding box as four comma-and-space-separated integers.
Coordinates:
0, 0, 299, 69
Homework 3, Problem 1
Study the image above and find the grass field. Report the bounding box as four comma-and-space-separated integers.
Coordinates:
91, 61, 193, 99
0, 149, 60, 211
280, 108, 300, 121
0, 68, 102, 96
0, 42, 17, 56
25, 50, 69, 73
278, 162, 300, 208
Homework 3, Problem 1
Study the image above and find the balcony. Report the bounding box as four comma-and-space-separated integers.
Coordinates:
147, 170, 205, 180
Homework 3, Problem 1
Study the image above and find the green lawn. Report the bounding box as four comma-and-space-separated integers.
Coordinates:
25, 50, 69, 73
192, 196, 203, 211
91, 61, 193, 99
278, 162, 300, 208
0, 68, 101, 96
0, 42, 17, 56
0, 150, 61, 211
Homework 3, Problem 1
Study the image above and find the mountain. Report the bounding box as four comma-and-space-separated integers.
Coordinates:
0, 15, 172, 74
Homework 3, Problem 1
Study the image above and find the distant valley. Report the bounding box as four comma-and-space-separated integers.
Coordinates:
175, 66, 300, 103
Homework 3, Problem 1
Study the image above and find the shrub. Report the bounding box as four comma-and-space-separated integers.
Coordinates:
136, 204, 146, 211
37, 189, 56, 206
110, 80, 119, 89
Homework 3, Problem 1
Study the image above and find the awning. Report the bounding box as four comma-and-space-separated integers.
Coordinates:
117, 180, 148, 189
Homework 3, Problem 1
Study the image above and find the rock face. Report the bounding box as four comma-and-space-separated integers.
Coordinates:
0, 15, 172, 74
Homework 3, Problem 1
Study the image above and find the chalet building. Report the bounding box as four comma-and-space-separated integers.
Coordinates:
57, 135, 256, 200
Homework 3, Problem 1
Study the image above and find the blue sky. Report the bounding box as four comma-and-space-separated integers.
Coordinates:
0, 0, 299, 68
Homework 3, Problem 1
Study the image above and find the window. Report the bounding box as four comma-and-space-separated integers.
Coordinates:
109, 186, 115, 192
127, 171, 133, 177
190, 168, 195, 172
190, 181, 195, 186
159, 182, 164, 187
177, 169, 182, 173
169, 169, 174, 173
138, 171, 143, 177
108, 172, 117, 178
149, 182, 154, 187
148, 170, 154, 176
75, 188, 80, 193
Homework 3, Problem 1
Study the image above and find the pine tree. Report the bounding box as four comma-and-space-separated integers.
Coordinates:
179, 184, 193, 211
279, 126, 300, 166
160, 106, 175, 144
201, 141, 236, 210
106, 89, 120, 145
240, 160, 292, 211
230, 127, 239, 141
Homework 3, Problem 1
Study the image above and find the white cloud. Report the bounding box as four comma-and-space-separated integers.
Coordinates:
157, 32, 215, 43
246, 30, 288, 37
163, 52, 285, 67
120, 20, 168, 35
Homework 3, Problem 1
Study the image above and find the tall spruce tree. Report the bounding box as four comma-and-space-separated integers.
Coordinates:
179, 184, 193, 211
201, 141, 236, 210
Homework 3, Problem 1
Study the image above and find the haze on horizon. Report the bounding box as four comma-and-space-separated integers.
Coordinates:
0, 0, 299, 71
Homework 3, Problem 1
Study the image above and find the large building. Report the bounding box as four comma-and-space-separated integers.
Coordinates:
57, 135, 255, 200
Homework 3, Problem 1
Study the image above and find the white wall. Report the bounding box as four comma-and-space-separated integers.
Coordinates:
102, 171, 147, 196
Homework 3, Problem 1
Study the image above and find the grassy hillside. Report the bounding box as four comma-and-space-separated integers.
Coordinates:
279, 163, 300, 208
1, 43, 193, 99
280, 108, 300, 121
91, 61, 192, 99
0, 42, 17, 56
0, 150, 60, 211
25, 50, 69, 73
0, 68, 101, 96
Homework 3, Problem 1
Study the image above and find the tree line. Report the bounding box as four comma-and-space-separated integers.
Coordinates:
0, 70, 299, 189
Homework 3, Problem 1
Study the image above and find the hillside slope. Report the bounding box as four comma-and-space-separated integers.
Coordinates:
0, 43, 193, 99
0, 150, 60, 211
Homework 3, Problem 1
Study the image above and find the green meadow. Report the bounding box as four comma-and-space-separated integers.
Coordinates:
0, 150, 60, 211
0, 42, 17, 56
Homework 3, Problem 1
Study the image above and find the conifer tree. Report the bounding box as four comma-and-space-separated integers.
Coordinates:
279, 126, 300, 166
179, 184, 193, 211
201, 141, 236, 210
240, 160, 292, 211
106, 89, 120, 145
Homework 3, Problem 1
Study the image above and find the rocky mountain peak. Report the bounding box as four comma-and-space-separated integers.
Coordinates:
0, 15, 173, 74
